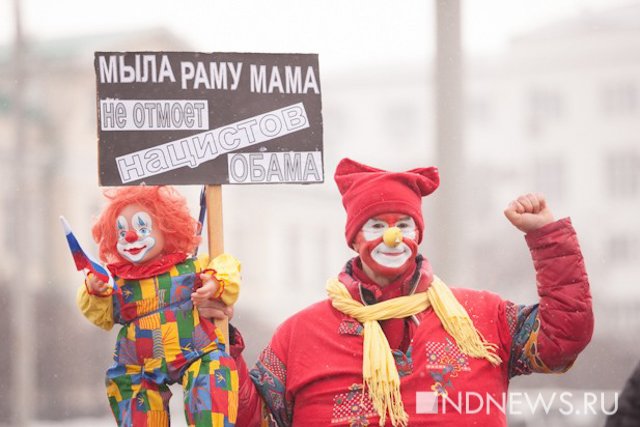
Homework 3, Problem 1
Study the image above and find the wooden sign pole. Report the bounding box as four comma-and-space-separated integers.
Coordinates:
205, 184, 229, 342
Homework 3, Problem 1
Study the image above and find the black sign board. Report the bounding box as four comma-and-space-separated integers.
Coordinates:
95, 52, 323, 186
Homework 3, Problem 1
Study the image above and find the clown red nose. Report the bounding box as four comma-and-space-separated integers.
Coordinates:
124, 230, 138, 243
334, 158, 440, 246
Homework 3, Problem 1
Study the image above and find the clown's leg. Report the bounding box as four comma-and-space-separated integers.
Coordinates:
106, 370, 172, 427
182, 351, 239, 427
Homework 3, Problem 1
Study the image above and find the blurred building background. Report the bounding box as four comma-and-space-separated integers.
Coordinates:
1, 1, 639, 426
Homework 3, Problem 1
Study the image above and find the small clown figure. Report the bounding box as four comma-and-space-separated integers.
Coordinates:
77, 186, 240, 427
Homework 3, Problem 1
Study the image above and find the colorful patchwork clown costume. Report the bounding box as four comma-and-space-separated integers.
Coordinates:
225, 158, 593, 427
77, 186, 239, 427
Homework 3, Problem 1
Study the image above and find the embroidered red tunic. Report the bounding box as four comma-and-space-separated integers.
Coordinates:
235, 218, 593, 426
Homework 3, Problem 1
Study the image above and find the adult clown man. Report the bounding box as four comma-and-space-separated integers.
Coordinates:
203, 158, 593, 426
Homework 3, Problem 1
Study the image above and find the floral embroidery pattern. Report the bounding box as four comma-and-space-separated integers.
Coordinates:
338, 318, 364, 336
250, 346, 291, 426
331, 383, 377, 426
425, 338, 471, 397
393, 347, 414, 378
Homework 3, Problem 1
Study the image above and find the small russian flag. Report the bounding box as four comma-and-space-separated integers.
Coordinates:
59, 216, 117, 290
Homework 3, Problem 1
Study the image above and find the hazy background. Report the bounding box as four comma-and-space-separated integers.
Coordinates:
1, 0, 639, 426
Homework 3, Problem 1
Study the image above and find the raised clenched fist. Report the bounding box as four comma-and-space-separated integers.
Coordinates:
504, 193, 555, 233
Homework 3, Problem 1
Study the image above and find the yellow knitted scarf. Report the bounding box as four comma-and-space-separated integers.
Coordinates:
326, 275, 502, 427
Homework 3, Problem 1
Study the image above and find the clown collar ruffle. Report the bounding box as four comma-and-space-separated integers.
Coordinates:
107, 252, 188, 280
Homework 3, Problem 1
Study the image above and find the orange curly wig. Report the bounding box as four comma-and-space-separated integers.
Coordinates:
93, 186, 201, 264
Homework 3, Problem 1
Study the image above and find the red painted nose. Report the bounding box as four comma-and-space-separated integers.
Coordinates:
124, 230, 138, 243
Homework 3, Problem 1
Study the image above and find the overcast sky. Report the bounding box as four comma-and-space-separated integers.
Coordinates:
1, 0, 637, 72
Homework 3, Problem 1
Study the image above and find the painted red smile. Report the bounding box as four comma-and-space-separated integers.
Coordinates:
381, 251, 404, 256
125, 246, 146, 255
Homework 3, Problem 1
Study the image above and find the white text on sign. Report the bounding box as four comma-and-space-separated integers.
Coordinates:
98, 54, 320, 94
115, 103, 309, 183
100, 100, 209, 131
228, 152, 323, 184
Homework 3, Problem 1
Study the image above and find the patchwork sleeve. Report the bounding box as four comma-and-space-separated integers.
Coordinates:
76, 285, 114, 331
249, 345, 292, 427
506, 218, 593, 377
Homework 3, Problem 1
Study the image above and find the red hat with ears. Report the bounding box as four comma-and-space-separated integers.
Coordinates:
334, 158, 440, 246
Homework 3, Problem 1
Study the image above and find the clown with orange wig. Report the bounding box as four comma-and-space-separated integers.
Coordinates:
76, 185, 240, 427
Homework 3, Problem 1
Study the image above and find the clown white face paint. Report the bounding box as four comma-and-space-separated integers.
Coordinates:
354, 213, 419, 280
362, 217, 417, 242
115, 204, 165, 264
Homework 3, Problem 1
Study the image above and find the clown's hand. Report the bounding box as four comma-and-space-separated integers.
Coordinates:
504, 193, 555, 233
85, 272, 110, 295
193, 273, 233, 320
192, 273, 220, 304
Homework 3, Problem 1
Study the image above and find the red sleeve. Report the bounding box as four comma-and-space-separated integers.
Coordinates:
524, 217, 593, 370
228, 325, 262, 427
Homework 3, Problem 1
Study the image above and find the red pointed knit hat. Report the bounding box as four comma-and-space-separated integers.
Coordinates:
334, 158, 440, 246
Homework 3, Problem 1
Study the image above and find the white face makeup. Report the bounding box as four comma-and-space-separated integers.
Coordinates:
362, 217, 417, 241
370, 240, 413, 268
116, 210, 158, 263
359, 216, 417, 269
355, 213, 421, 280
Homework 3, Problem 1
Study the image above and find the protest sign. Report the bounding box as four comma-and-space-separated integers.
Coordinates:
95, 51, 323, 185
